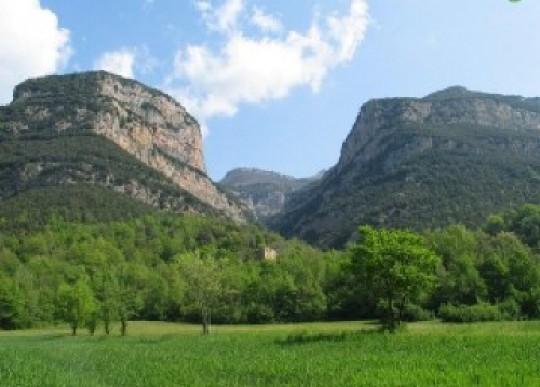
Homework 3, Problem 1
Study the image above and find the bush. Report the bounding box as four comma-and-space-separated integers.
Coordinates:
438, 303, 503, 323
246, 304, 275, 324
401, 304, 434, 322
498, 299, 522, 320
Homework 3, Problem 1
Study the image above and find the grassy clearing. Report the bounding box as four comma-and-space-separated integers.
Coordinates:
0, 321, 539, 386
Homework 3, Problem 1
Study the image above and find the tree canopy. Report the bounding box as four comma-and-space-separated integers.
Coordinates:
350, 226, 440, 330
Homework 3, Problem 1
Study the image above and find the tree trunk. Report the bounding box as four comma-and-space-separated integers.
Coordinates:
104, 320, 110, 335
121, 319, 127, 336
202, 307, 209, 335
71, 323, 77, 336
387, 296, 395, 332
397, 297, 407, 327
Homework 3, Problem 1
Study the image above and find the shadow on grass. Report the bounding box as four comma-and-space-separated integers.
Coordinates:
134, 334, 182, 344
32, 334, 69, 341
1, 333, 73, 343
276, 330, 380, 346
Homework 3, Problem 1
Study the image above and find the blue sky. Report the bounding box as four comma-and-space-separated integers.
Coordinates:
1, 1, 539, 179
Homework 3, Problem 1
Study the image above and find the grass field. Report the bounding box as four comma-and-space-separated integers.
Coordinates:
1, 321, 540, 386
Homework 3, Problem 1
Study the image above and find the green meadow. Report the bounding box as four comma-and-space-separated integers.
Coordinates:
1, 321, 540, 387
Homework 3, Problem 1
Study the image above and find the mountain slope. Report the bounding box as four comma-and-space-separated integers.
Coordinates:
220, 168, 322, 221
0, 71, 248, 224
271, 87, 540, 248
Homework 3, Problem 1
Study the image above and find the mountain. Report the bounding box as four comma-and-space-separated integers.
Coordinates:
271, 86, 540, 248
220, 168, 322, 221
0, 71, 248, 228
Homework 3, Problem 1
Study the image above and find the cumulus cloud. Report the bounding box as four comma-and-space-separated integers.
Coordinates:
94, 48, 136, 78
94, 46, 159, 79
250, 7, 282, 33
0, 0, 71, 104
196, 0, 244, 34
168, 0, 369, 124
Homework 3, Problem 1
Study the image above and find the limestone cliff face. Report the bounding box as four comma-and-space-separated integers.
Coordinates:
271, 87, 540, 248
339, 87, 540, 172
2, 71, 247, 222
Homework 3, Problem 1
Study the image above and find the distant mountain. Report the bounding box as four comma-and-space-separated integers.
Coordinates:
220, 168, 323, 221
0, 71, 249, 228
270, 86, 540, 248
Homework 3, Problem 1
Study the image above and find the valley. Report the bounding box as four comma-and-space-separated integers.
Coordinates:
2, 68, 540, 387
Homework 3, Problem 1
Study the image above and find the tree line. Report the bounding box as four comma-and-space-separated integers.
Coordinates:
1, 205, 540, 334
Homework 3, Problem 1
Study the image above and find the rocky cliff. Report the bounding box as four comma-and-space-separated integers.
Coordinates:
220, 168, 321, 220
339, 86, 540, 171
0, 71, 248, 222
271, 87, 540, 248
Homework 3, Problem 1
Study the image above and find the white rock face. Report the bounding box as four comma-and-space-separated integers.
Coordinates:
339, 88, 540, 172
9, 71, 247, 222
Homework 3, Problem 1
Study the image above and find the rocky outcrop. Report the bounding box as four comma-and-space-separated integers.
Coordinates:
220, 168, 322, 221
339, 87, 540, 171
1, 71, 248, 222
271, 87, 540, 248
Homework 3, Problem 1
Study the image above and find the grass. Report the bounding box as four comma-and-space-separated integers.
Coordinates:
1, 321, 539, 386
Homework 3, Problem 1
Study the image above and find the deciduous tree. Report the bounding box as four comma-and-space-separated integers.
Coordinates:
350, 226, 440, 331
57, 279, 96, 336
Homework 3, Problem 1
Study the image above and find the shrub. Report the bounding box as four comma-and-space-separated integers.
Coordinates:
438, 303, 503, 323
246, 304, 275, 324
401, 304, 434, 322
498, 299, 522, 320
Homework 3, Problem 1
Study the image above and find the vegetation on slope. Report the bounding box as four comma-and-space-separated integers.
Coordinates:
0, 185, 153, 232
0, 133, 223, 221
274, 124, 540, 248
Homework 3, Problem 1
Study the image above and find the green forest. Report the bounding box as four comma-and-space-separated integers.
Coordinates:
1, 203, 540, 335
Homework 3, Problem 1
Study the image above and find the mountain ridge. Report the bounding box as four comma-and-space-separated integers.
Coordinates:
220, 167, 323, 221
0, 71, 249, 224
269, 86, 540, 248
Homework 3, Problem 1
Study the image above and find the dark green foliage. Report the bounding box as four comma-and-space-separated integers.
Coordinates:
0, 276, 18, 329
424, 219, 540, 321
500, 204, 540, 249
0, 185, 153, 232
401, 304, 434, 322
438, 303, 507, 323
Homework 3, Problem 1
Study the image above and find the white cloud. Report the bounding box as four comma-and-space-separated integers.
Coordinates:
94, 48, 136, 78
251, 7, 282, 33
194, 0, 212, 13
0, 0, 71, 104
94, 46, 159, 79
168, 0, 369, 125
196, 0, 244, 34
327, 0, 370, 62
